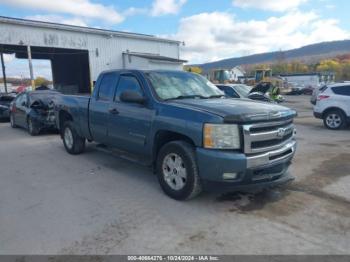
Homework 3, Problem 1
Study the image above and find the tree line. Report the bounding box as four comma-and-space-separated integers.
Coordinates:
184, 53, 350, 82
245, 54, 350, 81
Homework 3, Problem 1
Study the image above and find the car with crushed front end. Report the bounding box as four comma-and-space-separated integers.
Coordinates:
216, 84, 252, 98
10, 90, 60, 135
216, 83, 275, 103
55, 70, 297, 200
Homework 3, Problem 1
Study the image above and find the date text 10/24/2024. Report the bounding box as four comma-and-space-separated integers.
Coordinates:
128, 256, 219, 261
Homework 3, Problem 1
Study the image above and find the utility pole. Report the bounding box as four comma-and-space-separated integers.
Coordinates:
0, 51, 8, 93
27, 45, 35, 90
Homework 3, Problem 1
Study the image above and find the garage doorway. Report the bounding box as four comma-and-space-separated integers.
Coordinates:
0, 44, 91, 94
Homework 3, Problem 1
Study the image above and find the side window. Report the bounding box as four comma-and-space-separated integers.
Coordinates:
332, 86, 350, 96
115, 75, 143, 101
229, 88, 239, 98
221, 86, 239, 98
16, 95, 25, 107
97, 73, 118, 101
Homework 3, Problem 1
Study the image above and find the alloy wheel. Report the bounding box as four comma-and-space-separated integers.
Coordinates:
326, 113, 342, 129
64, 127, 74, 150
162, 153, 187, 190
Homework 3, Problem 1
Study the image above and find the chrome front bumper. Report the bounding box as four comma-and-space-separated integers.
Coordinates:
246, 140, 296, 169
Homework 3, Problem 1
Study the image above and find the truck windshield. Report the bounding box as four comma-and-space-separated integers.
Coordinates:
146, 71, 224, 100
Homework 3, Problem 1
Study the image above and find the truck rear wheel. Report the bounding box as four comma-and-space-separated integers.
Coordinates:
62, 121, 85, 154
156, 141, 202, 200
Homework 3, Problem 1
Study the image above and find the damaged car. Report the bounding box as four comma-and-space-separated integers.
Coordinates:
216, 83, 275, 103
10, 90, 60, 135
0, 93, 16, 120
249, 82, 285, 103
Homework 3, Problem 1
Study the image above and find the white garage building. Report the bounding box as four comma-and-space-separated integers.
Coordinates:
0, 16, 185, 94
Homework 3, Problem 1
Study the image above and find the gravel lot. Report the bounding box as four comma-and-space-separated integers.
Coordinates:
0, 95, 349, 255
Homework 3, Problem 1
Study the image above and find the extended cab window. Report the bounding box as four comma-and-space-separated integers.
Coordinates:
115, 75, 143, 101
332, 86, 350, 96
98, 73, 118, 101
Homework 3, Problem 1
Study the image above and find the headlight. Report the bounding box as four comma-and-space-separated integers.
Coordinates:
203, 123, 240, 149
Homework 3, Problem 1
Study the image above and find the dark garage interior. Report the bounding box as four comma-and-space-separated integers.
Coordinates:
0, 44, 91, 94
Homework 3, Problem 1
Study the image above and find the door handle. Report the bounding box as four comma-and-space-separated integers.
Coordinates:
108, 108, 119, 114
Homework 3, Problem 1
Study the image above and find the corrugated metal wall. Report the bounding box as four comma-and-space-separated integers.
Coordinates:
124, 56, 183, 71
0, 22, 180, 81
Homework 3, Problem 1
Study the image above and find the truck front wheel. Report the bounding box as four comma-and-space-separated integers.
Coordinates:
156, 141, 202, 200
62, 121, 86, 154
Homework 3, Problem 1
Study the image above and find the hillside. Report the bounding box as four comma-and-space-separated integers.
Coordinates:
197, 40, 350, 72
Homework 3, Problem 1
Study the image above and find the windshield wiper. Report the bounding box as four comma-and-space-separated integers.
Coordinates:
165, 95, 207, 101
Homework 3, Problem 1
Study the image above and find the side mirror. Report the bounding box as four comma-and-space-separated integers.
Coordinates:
21, 101, 27, 107
120, 90, 145, 104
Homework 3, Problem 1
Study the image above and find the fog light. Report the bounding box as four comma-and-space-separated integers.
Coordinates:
223, 172, 238, 180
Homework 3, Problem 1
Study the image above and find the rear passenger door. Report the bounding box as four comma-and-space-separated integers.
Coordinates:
89, 72, 118, 144
107, 73, 153, 156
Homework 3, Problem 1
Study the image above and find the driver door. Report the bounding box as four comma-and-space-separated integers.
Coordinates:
107, 74, 153, 156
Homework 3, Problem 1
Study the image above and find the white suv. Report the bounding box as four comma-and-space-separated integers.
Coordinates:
313, 83, 350, 130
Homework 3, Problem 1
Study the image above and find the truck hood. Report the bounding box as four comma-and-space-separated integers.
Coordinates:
169, 98, 296, 123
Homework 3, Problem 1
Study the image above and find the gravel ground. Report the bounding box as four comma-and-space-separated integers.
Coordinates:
0, 95, 349, 255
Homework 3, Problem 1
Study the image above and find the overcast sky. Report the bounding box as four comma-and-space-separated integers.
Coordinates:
0, 0, 349, 79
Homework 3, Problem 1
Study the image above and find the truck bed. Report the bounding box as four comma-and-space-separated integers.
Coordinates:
57, 94, 92, 140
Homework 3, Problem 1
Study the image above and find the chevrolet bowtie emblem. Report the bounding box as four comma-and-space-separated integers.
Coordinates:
277, 128, 286, 138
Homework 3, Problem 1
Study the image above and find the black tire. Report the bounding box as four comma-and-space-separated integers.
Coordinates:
323, 109, 346, 130
156, 141, 202, 200
62, 121, 86, 154
10, 113, 17, 128
27, 117, 40, 136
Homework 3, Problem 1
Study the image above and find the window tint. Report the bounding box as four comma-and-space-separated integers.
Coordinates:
332, 86, 350, 96
218, 86, 239, 98
115, 75, 143, 101
98, 73, 118, 101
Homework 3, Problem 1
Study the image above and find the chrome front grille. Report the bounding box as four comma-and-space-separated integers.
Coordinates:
243, 119, 295, 154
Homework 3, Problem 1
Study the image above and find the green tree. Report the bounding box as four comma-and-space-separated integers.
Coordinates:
34, 76, 50, 87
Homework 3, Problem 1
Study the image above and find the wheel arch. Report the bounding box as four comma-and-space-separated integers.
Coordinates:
58, 110, 74, 137
322, 107, 347, 118
153, 130, 196, 163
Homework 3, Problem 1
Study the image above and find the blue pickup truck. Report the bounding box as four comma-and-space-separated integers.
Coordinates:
55, 70, 297, 200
